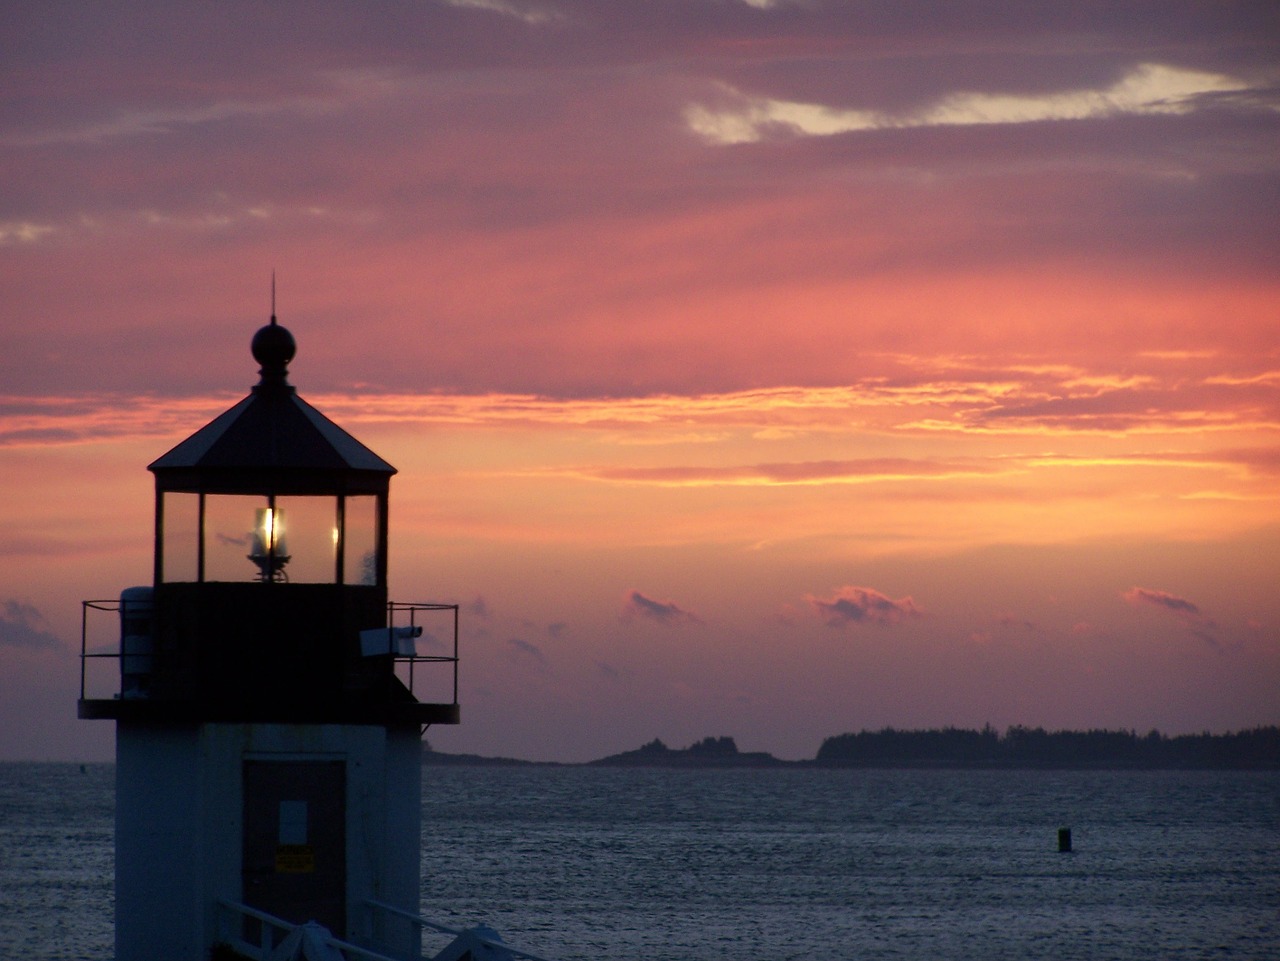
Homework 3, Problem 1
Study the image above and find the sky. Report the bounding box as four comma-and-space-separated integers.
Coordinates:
2, 1, 1278, 763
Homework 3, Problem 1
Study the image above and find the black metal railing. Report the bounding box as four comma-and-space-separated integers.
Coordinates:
385, 601, 460, 709
79, 597, 133, 702
79, 596, 459, 710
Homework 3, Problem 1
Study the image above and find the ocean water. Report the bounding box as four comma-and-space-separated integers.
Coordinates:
0, 763, 114, 960
1, 763, 1277, 960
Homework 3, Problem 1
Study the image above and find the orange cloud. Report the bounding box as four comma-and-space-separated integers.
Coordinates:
586, 457, 999, 488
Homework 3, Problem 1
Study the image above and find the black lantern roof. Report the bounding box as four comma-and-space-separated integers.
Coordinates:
148, 317, 396, 495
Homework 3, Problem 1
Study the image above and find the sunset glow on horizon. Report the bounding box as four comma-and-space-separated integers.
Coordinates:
2, 1, 1277, 762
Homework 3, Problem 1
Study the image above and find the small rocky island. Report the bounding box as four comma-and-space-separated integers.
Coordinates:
589, 736, 786, 768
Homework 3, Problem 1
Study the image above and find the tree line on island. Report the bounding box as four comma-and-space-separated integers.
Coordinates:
811, 725, 1278, 769
423, 726, 1279, 769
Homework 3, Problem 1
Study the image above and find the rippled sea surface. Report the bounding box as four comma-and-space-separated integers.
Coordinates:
2, 763, 1278, 960
421, 766, 1280, 960
0, 763, 114, 960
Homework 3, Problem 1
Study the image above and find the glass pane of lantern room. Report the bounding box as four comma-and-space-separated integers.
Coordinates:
273, 496, 339, 584
204, 494, 270, 582
343, 495, 379, 586
161, 491, 199, 582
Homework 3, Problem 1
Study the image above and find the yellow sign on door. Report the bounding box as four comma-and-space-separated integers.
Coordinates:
275, 844, 316, 873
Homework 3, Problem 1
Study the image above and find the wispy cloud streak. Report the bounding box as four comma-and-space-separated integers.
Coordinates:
590, 458, 996, 488
4, 357, 1277, 448
686, 64, 1257, 144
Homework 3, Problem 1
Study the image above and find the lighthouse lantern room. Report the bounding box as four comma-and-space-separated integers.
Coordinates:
79, 315, 459, 960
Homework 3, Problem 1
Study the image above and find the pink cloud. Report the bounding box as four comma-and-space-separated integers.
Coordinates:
807, 586, 922, 628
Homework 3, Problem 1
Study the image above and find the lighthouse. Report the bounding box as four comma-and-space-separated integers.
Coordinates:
78, 315, 459, 960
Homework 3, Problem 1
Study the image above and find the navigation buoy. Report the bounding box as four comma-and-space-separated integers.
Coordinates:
1058, 827, 1072, 853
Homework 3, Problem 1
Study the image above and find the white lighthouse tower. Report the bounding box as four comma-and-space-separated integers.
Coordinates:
79, 315, 459, 960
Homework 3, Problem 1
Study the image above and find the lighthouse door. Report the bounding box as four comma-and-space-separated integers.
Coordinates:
242, 760, 347, 936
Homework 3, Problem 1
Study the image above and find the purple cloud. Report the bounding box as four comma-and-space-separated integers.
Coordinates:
808, 586, 922, 628
596, 660, 621, 681
995, 612, 1038, 632
0, 600, 62, 649
1123, 586, 1219, 648
4, 0, 1277, 404
1123, 587, 1203, 618
505, 637, 546, 664
622, 589, 702, 626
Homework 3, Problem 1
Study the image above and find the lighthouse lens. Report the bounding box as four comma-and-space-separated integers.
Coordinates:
204, 495, 272, 582
270, 496, 338, 583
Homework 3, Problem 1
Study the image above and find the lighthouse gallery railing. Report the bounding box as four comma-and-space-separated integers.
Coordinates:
79, 597, 460, 710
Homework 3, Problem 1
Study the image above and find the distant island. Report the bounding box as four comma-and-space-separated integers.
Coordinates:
423, 726, 1280, 770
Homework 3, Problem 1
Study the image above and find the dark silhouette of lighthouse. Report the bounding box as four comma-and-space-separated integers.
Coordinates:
79, 313, 459, 960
